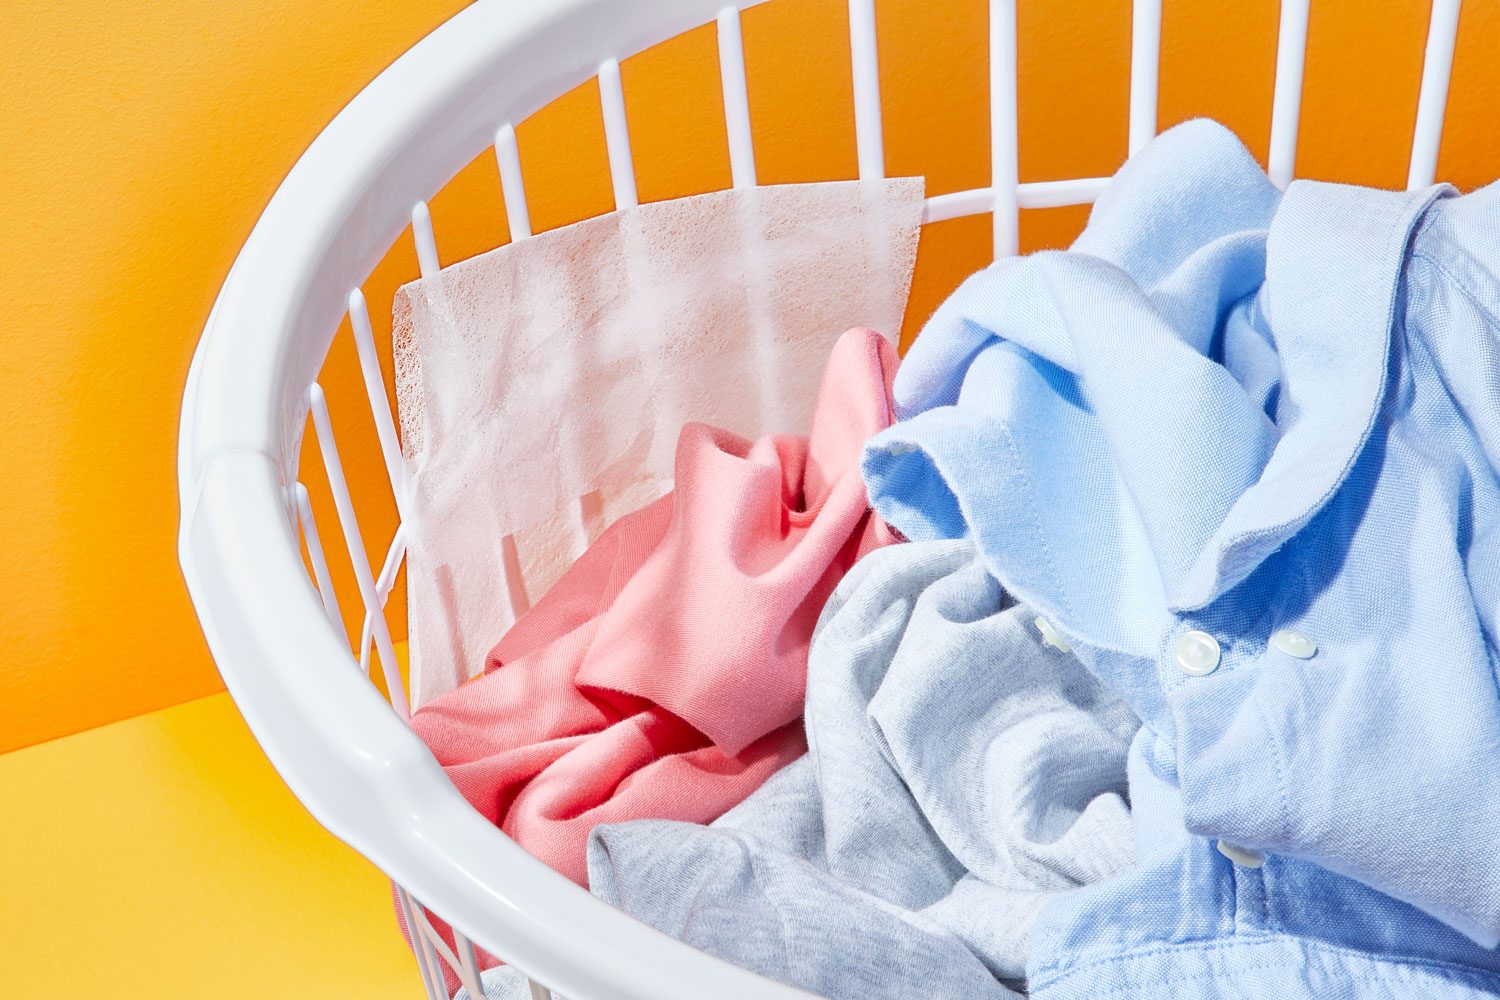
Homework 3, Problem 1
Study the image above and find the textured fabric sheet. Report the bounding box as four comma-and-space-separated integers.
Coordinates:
394, 178, 924, 706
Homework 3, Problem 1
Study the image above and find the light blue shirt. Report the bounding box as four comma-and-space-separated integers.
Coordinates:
864, 119, 1500, 995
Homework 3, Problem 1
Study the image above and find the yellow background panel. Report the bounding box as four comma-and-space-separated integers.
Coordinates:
0, 692, 423, 998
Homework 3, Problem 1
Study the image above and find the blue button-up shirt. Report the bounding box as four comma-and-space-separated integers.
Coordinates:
864, 119, 1500, 995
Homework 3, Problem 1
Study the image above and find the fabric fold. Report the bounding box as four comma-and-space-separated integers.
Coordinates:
863, 118, 1500, 988
569, 540, 1138, 999
572, 326, 898, 752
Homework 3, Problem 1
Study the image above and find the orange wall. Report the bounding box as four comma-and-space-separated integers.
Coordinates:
5, 0, 1500, 754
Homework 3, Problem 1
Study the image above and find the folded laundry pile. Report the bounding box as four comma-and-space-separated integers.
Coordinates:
428, 119, 1500, 999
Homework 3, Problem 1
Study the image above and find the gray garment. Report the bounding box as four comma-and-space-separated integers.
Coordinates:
461, 541, 1138, 998
575, 540, 1135, 998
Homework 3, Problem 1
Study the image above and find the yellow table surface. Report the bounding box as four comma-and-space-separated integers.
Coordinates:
0, 692, 425, 998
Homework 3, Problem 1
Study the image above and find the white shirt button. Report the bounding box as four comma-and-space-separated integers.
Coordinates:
1270, 629, 1317, 659
1034, 616, 1071, 653
1173, 630, 1221, 676
1216, 840, 1266, 868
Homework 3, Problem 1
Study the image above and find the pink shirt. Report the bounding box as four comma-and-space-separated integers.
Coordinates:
410, 327, 898, 928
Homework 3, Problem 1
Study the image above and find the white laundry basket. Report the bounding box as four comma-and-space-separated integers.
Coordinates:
176, 0, 1466, 997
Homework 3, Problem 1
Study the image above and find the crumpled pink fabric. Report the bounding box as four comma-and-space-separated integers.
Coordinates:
410, 328, 900, 900
406, 328, 899, 984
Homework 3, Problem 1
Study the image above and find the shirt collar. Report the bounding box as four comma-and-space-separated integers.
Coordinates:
1171, 179, 1446, 609
870, 124, 1449, 646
